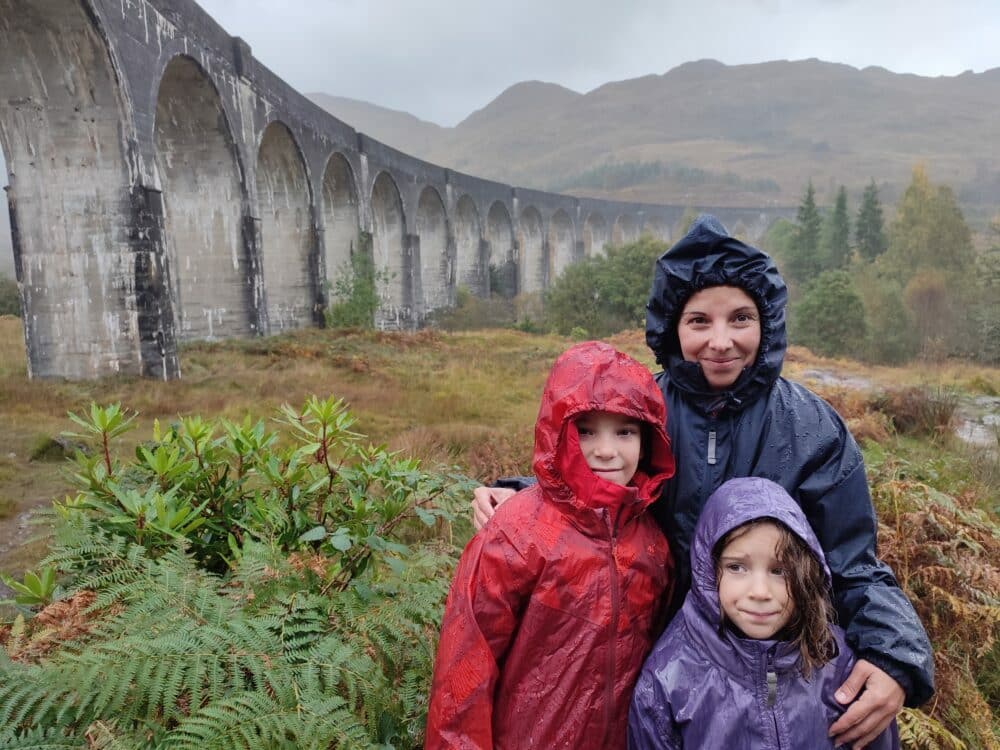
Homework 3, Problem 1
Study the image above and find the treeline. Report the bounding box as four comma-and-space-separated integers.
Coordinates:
550, 160, 781, 194
529, 165, 999, 366
766, 166, 1000, 365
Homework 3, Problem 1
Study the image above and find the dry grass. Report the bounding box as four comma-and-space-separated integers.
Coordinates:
0, 320, 997, 744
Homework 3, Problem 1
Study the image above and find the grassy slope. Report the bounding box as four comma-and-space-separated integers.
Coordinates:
1, 316, 997, 745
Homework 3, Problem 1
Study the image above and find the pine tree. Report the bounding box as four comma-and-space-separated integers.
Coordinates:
785, 181, 823, 285
825, 186, 851, 269
855, 179, 887, 261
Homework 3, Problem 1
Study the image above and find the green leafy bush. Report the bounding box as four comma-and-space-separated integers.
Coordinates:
790, 270, 867, 357
325, 234, 390, 329
543, 236, 667, 337
0, 398, 476, 748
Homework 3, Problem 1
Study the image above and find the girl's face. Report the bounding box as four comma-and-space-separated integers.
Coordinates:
677, 285, 761, 391
575, 410, 642, 487
717, 522, 795, 639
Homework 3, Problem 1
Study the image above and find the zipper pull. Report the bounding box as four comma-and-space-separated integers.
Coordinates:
707, 430, 717, 465
766, 670, 777, 708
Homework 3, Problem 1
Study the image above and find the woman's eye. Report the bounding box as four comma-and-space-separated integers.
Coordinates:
771, 567, 786, 576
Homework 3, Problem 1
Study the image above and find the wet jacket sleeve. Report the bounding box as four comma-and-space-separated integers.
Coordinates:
627, 667, 683, 750
795, 406, 934, 706
424, 522, 539, 749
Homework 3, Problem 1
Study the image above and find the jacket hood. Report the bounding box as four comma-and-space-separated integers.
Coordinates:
689, 476, 831, 631
532, 341, 675, 525
645, 214, 788, 413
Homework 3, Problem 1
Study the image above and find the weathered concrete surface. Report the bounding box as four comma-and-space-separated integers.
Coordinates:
0, 151, 12, 279
0, 0, 797, 380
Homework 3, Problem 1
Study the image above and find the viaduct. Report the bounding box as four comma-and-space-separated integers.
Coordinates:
0, 0, 795, 380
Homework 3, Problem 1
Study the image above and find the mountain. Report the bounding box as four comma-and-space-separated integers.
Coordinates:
309, 59, 1000, 223
305, 93, 445, 158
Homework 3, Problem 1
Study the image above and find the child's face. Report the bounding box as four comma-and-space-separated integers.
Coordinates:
717, 522, 795, 639
575, 411, 642, 487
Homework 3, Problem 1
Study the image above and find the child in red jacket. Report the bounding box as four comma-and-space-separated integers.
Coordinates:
425, 341, 676, 750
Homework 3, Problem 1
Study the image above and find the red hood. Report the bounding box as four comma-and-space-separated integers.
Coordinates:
532, 341, 675, 524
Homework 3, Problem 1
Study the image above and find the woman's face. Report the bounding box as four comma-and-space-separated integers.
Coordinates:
677, 285, 761, 391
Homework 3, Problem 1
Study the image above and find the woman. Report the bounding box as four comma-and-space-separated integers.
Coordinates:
472, 215, 933, 749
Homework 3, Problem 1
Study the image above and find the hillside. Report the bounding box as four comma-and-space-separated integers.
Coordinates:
309, 58, 1000, 224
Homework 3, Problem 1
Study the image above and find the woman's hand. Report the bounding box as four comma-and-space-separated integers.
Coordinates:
472, 487, 516, 530
829, 659, 904, 749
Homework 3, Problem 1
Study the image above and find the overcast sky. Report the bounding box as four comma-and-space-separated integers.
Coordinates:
197, 0, 1000, 126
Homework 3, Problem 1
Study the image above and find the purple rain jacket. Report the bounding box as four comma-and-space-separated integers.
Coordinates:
628, 477, 899, 750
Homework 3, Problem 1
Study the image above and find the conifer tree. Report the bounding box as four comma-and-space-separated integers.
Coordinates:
825, 186, 851, 269
855, 179, 887, 261
785, 181, 823, 285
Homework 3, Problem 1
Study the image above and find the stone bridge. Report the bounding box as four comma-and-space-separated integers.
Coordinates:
0, 0, 795, 379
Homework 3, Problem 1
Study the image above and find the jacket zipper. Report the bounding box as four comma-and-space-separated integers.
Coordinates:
707, 430, 717, 465
765, 650, 780, 748
603, 511, 620, 745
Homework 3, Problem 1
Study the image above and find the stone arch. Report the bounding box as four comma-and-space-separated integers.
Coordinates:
0, 0, 142, 378
518, 206, 544, 294
416, 186, 451, 313
548, 209, 574, 281
454, 195, 484, 296
612, 214, 639, 246
642, 216, 671, 243
154, 55, 251, 342
583, 211, 609, 257
370, 171, 408, 327
320, 152, 360, 296
486, 201, 516, 298
256, 121, 314, 332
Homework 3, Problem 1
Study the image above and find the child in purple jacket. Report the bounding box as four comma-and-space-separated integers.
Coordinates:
628, 477, 900, 750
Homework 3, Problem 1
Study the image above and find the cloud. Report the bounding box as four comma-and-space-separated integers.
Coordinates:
164, 1, 1000, 124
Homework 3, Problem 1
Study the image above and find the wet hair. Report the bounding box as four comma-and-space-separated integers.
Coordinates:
713, 519, 837, 677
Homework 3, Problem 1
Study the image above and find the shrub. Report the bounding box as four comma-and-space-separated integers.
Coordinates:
790, 270, 867, 358
873, 386, 959, 439
325, 235, 388, 329
542, 236, 666, 337
0, 398, 476, 747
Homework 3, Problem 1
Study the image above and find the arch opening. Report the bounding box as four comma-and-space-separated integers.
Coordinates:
256, 122, 314, 332
370, 172, 408, 328
548, 209, 574, 281
518, 207, 544, 294
155, 55, 251, 342
486, 202, 516, 299
416, 186, 451, 313
612, 214, 639, 246
454, 195, 484, 297
321, 153, 360, 298
642, 217, 671, 243
0, 0, 140, 377
583, 211, 609, 258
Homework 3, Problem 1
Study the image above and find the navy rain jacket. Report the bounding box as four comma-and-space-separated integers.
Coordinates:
629, 477, 899, 749
644, 215, 933, 705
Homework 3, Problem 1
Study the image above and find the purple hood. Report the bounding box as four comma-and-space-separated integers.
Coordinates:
628, 477, 899, 750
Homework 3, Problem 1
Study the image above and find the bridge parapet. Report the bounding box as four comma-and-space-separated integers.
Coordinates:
0, 0, 795, 378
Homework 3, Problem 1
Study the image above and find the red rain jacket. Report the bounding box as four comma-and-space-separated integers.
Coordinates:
425, 341, 676, 750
